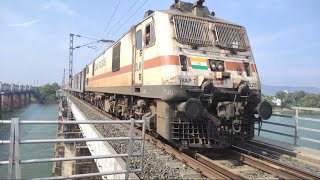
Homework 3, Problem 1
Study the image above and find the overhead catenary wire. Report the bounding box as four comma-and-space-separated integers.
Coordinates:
109, 0, 150, 39
105, 0, 141, 37
74, 35, 100, 41
87, 0, 149, 61
100, 0, 121, 38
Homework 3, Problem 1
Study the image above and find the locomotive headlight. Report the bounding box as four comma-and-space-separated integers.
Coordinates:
210, 61, 216, 71
217, 63, 224, 71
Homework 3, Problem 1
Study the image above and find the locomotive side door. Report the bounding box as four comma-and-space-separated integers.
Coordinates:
133, 25, 144, 86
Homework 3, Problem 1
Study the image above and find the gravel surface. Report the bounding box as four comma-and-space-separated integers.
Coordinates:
242, 144, 320, 175
240, 170, 271, 179
70, 97, 207, 179
218, 159, 272, 179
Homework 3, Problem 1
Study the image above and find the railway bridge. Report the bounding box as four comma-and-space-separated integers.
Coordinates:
0, 82, 33, 118
1, 92, 320, 179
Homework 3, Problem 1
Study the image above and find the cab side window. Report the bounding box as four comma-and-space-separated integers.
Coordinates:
136, 30, 142, 49
92, 62, 95, 76
145, 22, 155, 46
112, 42, 121, 72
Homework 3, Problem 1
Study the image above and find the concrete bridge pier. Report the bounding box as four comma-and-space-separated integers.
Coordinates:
9, 94, 13, 112
1, 94, 9, 112
0, 94, 14, 117
13, 93, 21, 109
26, 93, 30, 104
20, 93, 24, 107
23, 93, 27, 106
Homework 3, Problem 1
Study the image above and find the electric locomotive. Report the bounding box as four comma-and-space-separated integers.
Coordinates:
70, 0, 272, 149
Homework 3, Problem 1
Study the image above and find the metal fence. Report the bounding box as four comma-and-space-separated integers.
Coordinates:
0, 118, 146, 179
256, 106, 320, 146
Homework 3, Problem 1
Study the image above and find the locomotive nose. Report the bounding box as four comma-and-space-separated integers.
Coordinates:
256, 101, 273, 120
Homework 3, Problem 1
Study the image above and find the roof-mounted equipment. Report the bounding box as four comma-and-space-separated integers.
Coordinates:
171, 0, 210, 17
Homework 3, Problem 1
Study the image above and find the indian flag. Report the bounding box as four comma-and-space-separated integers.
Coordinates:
190, 57, 208, 70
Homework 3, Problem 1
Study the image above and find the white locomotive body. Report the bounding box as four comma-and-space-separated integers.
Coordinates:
70, 0, 272, 148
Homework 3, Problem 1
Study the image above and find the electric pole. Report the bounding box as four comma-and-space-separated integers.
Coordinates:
67, 33, 114, 92
61, 69, 67, 89
68, 34, 74, 89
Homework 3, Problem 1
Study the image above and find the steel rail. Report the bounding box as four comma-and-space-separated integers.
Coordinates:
144, 138, 230, 179
231, 146, 320, 180
194, 153, 245, 179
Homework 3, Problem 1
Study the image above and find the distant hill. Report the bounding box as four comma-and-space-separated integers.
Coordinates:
262, 84, 320, 96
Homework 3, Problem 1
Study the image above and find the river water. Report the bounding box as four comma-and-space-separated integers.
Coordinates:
0, 103, 58, 179
255, 112, 320, 150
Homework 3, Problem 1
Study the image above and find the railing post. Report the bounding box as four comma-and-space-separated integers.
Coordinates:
140, 119, 146, 171
7, 119, 15, 180
14, 118, 21, 179
294, 109, 299, 145
125, 118, 135, 180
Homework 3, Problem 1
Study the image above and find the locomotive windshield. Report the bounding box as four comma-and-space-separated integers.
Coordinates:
172, 15, 249, 51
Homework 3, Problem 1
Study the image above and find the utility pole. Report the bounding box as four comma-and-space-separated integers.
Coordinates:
68, 34, 74, 88
67, 33, 114, 92
61, 69, 67, 89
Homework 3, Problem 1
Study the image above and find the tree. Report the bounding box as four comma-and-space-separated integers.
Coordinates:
276, 91, 287, 100
36, 83, 61, 103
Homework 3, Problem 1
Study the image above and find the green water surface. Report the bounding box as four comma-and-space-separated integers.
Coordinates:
0, 104, 58, 179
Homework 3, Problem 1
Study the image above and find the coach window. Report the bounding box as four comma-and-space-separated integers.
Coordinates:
112, 42, 121, 72
145, 22, 155, 47
86, 67, 89, 74
136, 30, 142, 50
92, 62, 95, 76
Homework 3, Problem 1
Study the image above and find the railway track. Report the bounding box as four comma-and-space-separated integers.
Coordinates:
230, 146, 320, 179
196, 146, 320, 179
69, 95, 320, 179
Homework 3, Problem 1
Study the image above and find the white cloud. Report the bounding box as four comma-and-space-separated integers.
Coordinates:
41, 0, 78, 16
8, 19, 40, 27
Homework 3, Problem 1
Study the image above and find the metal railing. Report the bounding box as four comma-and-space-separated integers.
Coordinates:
0, 118, 146, 179
256, 106, 320, 146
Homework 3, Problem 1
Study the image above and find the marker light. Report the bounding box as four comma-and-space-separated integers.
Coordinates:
217, 63, 224, 71
210, 61, 216, 71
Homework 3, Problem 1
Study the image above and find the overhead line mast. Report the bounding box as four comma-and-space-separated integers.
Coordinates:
68, 34, 114, 89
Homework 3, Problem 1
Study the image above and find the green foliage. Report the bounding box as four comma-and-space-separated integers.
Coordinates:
278, 91, 320, 108
261, 94, 276, 106
35, 83, 60, 103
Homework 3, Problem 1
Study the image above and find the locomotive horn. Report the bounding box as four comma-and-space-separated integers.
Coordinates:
256, 101, 273, 120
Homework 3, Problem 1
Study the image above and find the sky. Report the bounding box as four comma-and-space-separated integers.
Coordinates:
0, 0, 319, 87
